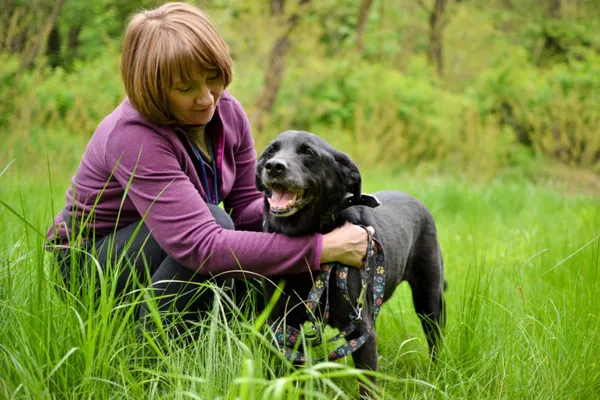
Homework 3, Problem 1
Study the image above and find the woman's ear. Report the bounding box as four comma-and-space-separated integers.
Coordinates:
334, 150, 361, 200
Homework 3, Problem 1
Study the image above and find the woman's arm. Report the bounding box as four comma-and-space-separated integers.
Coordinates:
105, 118, 323, 277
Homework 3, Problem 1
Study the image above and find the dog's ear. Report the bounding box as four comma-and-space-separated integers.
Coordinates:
334, 151, 361, 199
255, 149, 266, 192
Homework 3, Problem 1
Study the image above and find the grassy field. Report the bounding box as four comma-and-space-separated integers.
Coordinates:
0, 163, 599, 399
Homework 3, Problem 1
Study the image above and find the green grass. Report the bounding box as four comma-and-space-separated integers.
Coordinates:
1, 162, 599, 399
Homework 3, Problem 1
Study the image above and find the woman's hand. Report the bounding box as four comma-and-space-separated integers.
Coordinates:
320, 222, 375, 268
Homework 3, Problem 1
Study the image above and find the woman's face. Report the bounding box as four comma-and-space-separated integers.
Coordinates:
167, 69, 225, 126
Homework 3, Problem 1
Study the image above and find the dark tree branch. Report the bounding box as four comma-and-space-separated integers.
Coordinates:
549, 0, 562, 19
19, 0, 65, 72
415, 0, 431, 13
251, 0, 312, 132
427, 0, 446, 77
356, 0, 374, 52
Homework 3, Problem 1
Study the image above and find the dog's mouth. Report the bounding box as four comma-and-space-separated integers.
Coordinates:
266, 183, 311, 217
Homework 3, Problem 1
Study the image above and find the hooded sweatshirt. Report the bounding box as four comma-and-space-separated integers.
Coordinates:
46, 91, 322, 277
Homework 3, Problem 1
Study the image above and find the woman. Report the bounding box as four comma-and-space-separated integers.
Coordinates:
47, 2, 372, 331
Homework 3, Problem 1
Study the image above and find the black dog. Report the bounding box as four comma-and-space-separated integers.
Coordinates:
256, 130, 445, 395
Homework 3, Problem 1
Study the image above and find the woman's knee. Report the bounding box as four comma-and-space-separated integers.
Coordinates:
138, 256, 215, 326
57, 221, 167, 297
206, 203, 235, 230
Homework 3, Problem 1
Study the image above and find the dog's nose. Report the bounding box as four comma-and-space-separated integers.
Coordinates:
265, 159, 287, 176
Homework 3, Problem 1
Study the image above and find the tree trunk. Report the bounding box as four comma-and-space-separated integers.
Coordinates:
549, 0, 562, 19
19, 0, 66, 72
46, 25, 61, 67
68, 25, 81, 51
3, 6, 30, 54
251, 0, 311, 132
427, 0, 446, 77
271, 0, 285, 15
356, 0, 374, 52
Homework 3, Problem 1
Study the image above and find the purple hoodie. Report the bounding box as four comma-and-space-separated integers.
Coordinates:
47, 91, 323, 277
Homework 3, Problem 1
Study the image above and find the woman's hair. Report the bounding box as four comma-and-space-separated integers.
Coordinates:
121, 2, 233, 124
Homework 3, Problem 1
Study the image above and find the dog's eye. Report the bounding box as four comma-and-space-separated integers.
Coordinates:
267, 145, 278, 155
302, 147, 316, 157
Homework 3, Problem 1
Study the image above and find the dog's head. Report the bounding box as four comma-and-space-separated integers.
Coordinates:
256, 130, 361, 234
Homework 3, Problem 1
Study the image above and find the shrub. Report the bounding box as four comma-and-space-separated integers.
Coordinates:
468, 49, 600, 172
3, 46, 124, 138
271, 56, 517, 175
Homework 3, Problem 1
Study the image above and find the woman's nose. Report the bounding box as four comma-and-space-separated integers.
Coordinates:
195, 86, 213, 107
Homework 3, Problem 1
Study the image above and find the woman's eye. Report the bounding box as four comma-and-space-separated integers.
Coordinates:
207, 71, 220, 81
177, 85, 193, 93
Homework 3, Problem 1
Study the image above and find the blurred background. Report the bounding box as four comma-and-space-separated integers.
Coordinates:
1, 0, 599, 193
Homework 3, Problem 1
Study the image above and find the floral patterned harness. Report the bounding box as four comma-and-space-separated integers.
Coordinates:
267, 227, 386, 362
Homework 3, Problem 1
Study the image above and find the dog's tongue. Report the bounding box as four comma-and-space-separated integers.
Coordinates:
269, 187, 297, 209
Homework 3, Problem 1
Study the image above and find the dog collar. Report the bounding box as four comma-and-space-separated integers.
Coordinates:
341, 193, 382, 209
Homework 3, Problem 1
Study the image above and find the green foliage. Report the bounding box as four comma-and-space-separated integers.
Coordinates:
57, 0, 162, 61
468, 49, 600, 171
2, 0, 600, 178
2, 46, 124, 143
525, 19, 600, 65
274, 56, 457, 163
0, 54, 20, 127
268, 54, 524, 176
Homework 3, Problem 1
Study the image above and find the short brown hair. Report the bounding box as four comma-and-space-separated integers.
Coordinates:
121, 2, 233, 125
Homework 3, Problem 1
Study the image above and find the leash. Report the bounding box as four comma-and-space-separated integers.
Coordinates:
267, 227, 386, 362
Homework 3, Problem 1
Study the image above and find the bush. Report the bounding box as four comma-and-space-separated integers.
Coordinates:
2, 0, 599, 180
0, 48, 124, 175
530, 53, 600, 171
0, 55, 20, 127
3, 46, 124, 138
270, 55, 517, 175
468, 49, 600, 172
